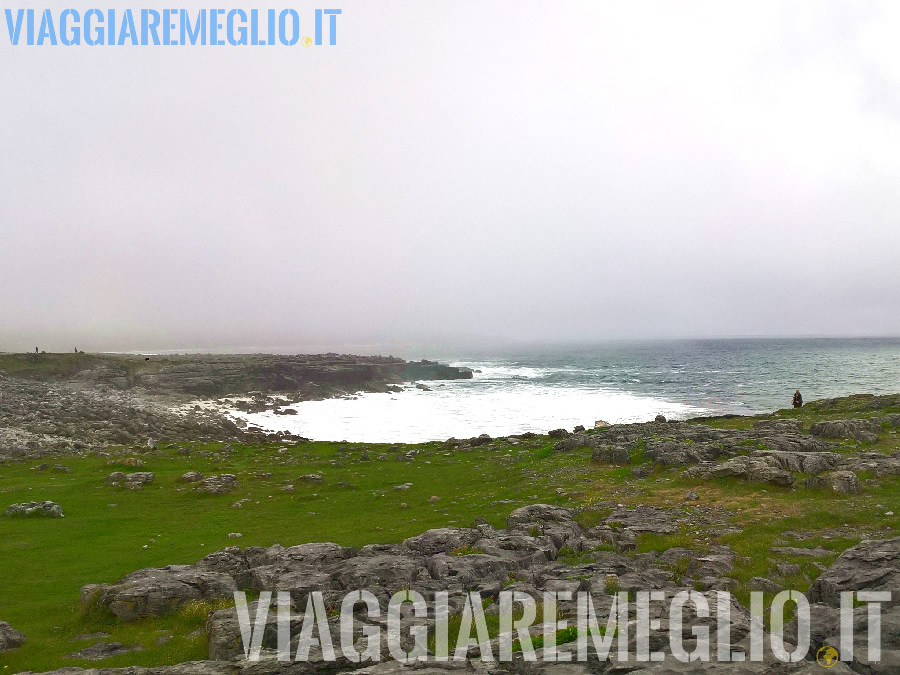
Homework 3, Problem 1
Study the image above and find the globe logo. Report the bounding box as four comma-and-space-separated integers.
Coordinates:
816, 646, 840, 667
301, 36, 313, 47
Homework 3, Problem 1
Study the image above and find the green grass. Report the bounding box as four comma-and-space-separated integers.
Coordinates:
1, 394, 899, 671
573, 507, 611, 529
511, 624, 602, 652
0, 438, 585, 671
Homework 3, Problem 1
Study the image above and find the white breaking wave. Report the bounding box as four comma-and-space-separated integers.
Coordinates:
224, 370, 708, 443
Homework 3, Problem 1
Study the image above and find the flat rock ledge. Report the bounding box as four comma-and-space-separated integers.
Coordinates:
578, 416, 900, 489
24, 505, 898, 674
64, 640, 143, 661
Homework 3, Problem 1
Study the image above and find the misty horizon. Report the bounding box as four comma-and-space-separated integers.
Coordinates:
3, 1, 899, 351
6, 336, 900, 363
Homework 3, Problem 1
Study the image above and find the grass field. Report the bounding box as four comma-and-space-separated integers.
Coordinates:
1, 399, 898, 672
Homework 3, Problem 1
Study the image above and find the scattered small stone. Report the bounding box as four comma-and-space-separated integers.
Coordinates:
4, 501, 64, 518
108, 471, 155, 488
65, 640, 143, 660
193, 474, 239, 495
428, 495, 441, 503
685, 490, 700, 501
297, 473, 324, 484
180, 471, 203, 483
228, 532, 243, 538
393, 482, 413, 491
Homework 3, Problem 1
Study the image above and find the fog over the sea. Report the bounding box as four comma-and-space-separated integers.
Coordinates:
1, 1, 899, 353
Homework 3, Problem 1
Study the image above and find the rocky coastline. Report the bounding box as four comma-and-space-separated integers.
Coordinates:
0, 353, 898, 673
0, 353, 472, 459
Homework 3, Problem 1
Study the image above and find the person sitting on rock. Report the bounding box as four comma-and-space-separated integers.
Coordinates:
792, 390, 803, 408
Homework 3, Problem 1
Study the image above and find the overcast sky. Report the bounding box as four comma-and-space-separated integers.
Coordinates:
1, 1, 899, 353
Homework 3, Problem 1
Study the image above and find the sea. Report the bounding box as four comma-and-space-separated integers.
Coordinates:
226, 338, 900, 443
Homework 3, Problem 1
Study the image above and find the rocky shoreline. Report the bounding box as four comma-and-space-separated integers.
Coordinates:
0, 353, 472, 460
1, 356, 898, 673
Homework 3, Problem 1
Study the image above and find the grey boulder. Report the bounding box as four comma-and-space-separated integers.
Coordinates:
4, 500, 64, 518
686, 456, 795, 487
194, 474, 239, 495
0, 620, 26, 650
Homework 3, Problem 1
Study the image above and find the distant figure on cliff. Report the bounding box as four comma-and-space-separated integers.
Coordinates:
792, 390, 803, 408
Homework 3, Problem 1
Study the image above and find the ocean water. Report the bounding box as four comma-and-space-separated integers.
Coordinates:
228, 338, 900, 443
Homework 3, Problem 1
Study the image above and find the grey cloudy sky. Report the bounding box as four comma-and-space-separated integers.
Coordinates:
1, 0, 899, 353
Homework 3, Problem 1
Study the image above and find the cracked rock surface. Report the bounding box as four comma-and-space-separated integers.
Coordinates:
43, 506, 898, 674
